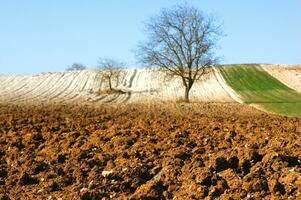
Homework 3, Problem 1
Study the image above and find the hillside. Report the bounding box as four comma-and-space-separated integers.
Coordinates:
0, 68, 234, 105
219, 65, 301, 117
1, 65, 301, 117
261, 64, 301, 93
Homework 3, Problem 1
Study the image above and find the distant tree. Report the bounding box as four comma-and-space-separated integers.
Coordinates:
138, 5, 222, 102
66, 63, 87, 71
97, 58, 125, 91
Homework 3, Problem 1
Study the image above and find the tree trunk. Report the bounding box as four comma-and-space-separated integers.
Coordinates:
109, 78, 112, 91
184, 86, 190, 102
184, 78, 194, 102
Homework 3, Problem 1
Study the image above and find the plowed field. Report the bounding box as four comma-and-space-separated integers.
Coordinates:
1, 102, 301, 199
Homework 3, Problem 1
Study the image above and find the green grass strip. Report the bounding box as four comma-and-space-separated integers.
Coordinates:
219, 64, 301, 117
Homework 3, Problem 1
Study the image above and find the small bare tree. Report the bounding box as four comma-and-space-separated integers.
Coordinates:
66, 63, 86, 71
98, 58, 125, 91
138, 5, 222, 102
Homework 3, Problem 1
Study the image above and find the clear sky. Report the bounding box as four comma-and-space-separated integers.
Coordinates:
0, 0, 300, 74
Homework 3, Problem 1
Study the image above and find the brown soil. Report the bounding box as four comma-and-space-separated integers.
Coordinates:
0, 102, 301, 199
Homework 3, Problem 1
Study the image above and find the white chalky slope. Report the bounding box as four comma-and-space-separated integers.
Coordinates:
0, 68, 235, 104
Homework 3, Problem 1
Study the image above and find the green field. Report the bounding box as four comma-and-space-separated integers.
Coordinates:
219, 65, 301, 117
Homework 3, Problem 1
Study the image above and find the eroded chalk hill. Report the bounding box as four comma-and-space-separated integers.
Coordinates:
0, 68, 234, 105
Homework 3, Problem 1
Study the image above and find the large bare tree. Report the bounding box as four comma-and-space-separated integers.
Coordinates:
138, 5, 222, 101
98, 58, 125, 91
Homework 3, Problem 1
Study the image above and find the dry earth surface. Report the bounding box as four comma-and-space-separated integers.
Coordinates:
0, 102, 301, 199
0, 68, 234, 105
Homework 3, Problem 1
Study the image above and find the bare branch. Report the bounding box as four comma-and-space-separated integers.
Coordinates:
97, 58, 125, 91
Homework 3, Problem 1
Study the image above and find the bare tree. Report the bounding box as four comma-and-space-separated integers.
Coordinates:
66, 63, 86, 71
98, 58, 125, 91
138, 5, 222, 102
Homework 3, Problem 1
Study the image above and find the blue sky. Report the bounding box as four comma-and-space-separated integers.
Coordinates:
0, 0, 300, 74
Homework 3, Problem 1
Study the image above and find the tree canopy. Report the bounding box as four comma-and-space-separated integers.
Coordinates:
138, 5, 222, 101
